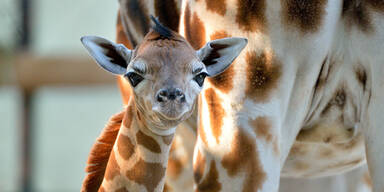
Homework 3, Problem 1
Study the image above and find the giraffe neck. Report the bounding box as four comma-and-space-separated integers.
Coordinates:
99, 99, 175, 192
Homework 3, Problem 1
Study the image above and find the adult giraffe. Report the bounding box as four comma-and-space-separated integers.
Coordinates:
115, 0, 384, 191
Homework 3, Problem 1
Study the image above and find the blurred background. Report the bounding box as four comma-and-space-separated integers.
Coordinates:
0, 0, 124, 191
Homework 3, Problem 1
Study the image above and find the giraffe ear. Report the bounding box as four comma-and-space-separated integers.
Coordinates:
81, 36, 132, 75
197, 37, 248, 77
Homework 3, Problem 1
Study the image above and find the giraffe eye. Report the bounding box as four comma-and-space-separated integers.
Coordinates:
193, 72, 208, 87
125, 72, 144, 87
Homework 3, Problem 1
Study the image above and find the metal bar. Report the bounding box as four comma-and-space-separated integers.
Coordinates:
21, 90, 33, 192
19, 0, 31, 50
19, 0, 33, 191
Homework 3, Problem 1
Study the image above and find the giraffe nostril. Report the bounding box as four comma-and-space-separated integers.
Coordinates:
157, 94, 165, 102
159, 90, 167, 97
175, 89, 183, 97
180, 94, 186, 102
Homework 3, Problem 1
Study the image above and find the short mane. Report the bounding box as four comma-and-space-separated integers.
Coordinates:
81, 110, 125, 192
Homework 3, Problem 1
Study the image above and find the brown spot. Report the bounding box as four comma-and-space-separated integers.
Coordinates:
196, 161, 221, 192
342, 0, 373, 33
136, 130, 162, 153
246, 51, 281, 102
236, 0, 266, 32
355, 67, 367, 90
155, 0, 180, 31
122, 0, 150, 35
162, 134, 174, 145
208, 64, 235, 93
221, 129, 266, 192
198, 95, 208, 145
324, 136, 332, 143
194, 149, 206, 183
116, 187, 129, 192
126, 159, 166, 192
205, 88, 225, 143
205, 0, 227, 16
282, 0, 327, 33
117, 134, 135, 160
184, 3, 206, 49
167, 155, 183, 179
363, 172, 372, 188
105, 151, 121, 181
250, 117, 272, 142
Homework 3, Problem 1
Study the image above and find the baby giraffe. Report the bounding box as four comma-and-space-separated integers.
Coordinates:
80, 17, 247, 192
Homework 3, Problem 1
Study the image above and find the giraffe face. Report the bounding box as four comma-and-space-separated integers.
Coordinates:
126, 40, 205, 122
81, 19, 247, 127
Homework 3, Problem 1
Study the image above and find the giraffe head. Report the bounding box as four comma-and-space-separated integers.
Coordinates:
81, 16, 247, 131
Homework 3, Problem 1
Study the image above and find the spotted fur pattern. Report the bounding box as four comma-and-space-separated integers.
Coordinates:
115, 0, 384, 191
93, 99, 174, 192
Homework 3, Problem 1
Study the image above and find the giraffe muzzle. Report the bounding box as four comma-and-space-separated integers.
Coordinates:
156, 88, 186, 103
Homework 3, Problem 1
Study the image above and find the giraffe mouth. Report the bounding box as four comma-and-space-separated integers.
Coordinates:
152, 102, 190, 121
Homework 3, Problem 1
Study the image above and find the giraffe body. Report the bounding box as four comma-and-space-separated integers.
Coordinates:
114, 0, 384, 191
